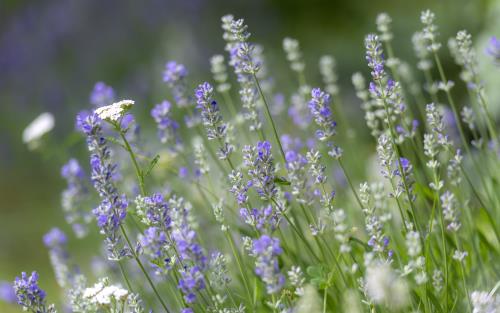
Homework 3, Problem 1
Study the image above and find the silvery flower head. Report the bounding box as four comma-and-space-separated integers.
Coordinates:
90, 82, 115, 108
376, 13, 393, 42
420, 10, 441, 52
283, 37, 305, 73
440, 191, 461, 231
412, 31, 433, 71
319, 55, 339, 96
210, 54, 231, 93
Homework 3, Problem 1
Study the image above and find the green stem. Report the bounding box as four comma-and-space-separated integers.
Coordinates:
253, 73, 286, 163
120, 225, 171, 313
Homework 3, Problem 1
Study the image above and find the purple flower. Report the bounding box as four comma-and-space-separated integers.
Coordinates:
13, 272, 48, 312
229, 170, 249, 205
240, 205, 280, 232
178, 266, 205, 304
252, 235, 285, 294
90, 81, 115, 108
43, 228, 67, 248
365, 34, 385, 81
243, 141, 277, 201
163, 61, 190, 108
151, 100, 179, 144
79, 113, 129, 260
486, 36, 500, 65
308, 88, 337, 142
195, 82, 233, 159
0, 281, 16, 304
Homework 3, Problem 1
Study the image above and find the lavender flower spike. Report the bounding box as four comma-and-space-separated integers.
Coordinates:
243, 141, 277, 201
195, 82, 233, 159
14, 272, 56, 313
79, 113, 129, 260
252, 235, 285, 294
163, 61, 191, 107
308, 88, 337, 142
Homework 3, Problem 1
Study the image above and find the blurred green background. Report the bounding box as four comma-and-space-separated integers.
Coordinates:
1, 0, 498, 311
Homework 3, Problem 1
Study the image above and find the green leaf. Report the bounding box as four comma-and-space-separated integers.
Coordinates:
106, 136, 126, 149
274, 176, 291, 186
143, 154, 160, 177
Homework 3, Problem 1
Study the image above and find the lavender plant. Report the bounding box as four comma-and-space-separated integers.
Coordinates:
13, 10, 500, 313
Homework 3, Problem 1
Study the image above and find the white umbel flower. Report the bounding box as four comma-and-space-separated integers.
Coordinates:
23, 112, 55, 148
83, 281, 129, 306
94, 99, 134, 122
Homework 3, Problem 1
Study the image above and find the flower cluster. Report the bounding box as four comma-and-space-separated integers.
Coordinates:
251, 235, 285, 294
243, 141, 277, 201
14, 272, 56, 313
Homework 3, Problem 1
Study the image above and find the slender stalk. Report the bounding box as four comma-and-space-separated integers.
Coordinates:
120, 225, 171, 313
225, 231, 254, 304
253, 73, 286, 163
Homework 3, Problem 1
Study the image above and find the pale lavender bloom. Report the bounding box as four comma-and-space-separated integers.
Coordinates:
163, 61, 191, 108
252, 235, 285, 294
308, 88, 336, 141
195, 82, 233, 159
486, 36, 500, 65
43, 228, 75, 288
61, 159, 91, 238
243, 141, 277, 201
151, 100, 179, 144
240, 205, 280, 232
90, 82, 115, 108
0, 281, 16, 303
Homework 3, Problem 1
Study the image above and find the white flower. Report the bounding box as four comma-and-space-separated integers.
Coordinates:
94, 99, 134, 122
365, 262, 409, 309
23, 112, 55, 148
83, 281, 129, 306
83, 282, 105, 299
471, 290, 500, 313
